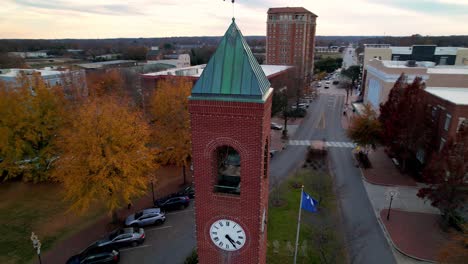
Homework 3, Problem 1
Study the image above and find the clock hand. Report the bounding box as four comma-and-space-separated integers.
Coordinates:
225, 235, 237, 249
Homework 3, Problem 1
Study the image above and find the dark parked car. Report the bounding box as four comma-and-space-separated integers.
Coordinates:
176, 185, 195, 199
66, 248, 120, 264
155, 195, 190, 211
332, 80, 339, 85
270, 150, 278, 158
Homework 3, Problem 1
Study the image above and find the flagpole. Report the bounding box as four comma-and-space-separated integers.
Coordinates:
293, 185, 304, 264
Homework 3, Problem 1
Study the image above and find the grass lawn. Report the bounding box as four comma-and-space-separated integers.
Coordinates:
0, 182, 105, 264
267, 169, 346, 264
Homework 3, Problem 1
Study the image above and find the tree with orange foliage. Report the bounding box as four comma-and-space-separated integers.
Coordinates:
86, 69, 124, 97
346, 104, 382, 154
438, 224, 468, 264
52, 98, 157, 219
149, 78, 192, 184
0, 73, 66, 182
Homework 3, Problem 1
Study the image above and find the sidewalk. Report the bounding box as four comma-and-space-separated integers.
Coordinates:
358, 148, 448, 263
380, 209, 448, 262
363, 148, 417, 187
40, 166, 191, 264
271, 116, 304, 151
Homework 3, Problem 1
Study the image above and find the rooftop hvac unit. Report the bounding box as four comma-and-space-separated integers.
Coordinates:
406, 60, 417, 67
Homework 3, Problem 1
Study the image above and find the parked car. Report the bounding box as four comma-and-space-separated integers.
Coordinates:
270, 150, 278, 158
291, 103, 308, 110
176, 185, 195, 199
155, 195, 190, 211
83, 227, 145, 252
270, 122, 283, 130
66, 249, 120, 264
125, 208, 166, 227
332, 80, 339, 85
316, 82, 322, 87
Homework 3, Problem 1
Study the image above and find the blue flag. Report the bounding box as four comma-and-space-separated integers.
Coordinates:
301, 191, 318, 213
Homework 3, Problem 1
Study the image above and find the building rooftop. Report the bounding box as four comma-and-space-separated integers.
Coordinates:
0, 68, 62, 78
75, 60, 136, 69
427, 66, 468, 75
142, 64, 292, 79
381, 60, 436, 68
268, 7, 317, 16
425, 87, 468, 105
191, 19, 271, 102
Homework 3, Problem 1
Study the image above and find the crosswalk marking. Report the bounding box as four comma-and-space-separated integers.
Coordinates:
287, 140, 356, 148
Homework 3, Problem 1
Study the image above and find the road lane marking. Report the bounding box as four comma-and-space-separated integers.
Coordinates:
288, 140, 356, 148
145, 225, 173, 232
120, 244, 152, 252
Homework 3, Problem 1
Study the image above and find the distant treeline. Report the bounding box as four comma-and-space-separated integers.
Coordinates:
0, 36, 266, 54
358, 35, 468, 47
1, 35, 466, 55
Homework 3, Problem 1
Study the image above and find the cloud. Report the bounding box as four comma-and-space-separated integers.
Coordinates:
370, 0, 468, 16
14, 0, 144, 15
0, 0, 466, 38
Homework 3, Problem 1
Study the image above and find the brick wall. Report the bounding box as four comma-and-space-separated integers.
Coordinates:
189, 94, 272, 264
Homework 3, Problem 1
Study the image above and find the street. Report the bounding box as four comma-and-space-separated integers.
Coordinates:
342, 45, 358, 69
271, 82, 396, 264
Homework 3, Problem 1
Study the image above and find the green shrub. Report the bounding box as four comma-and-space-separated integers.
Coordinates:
184, 248, 198, 264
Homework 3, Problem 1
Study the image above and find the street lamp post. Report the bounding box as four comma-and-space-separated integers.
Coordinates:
31, 232, 42, 264
385, 188, 399, 221
151, 179, 155, 203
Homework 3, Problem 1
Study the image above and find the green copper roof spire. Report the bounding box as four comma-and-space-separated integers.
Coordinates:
191, 19, 271, 102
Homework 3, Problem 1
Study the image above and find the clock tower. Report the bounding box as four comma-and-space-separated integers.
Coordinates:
189, 19, 272, 264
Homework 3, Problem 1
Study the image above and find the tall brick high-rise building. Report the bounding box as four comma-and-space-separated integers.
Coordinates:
266, 7, 317, 78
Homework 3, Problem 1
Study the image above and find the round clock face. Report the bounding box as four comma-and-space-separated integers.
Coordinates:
209, 219, 246, 251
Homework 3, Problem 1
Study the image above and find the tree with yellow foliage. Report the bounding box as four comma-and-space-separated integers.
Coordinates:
149, 78, 192, 184
52, 97, 157, 219
0, 73, 66, 182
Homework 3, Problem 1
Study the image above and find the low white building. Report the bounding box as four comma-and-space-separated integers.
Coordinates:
147, 54, 191, 68
0, 68, 87, 98
8, 51, 48, 58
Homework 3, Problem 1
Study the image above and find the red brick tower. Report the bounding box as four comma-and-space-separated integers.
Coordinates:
189, 19, 272, 264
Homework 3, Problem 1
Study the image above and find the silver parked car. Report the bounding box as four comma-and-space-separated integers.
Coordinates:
125, 208, 166, 227
83, 227, 145, 252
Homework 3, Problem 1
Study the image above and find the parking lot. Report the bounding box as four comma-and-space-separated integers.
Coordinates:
120, 203, 196, 264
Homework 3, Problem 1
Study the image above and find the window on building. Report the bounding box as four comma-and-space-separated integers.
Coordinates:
457, 118, 467, 132
444, 113, 451, 131
431, 106, 438, 120
439, 56, 448, 65
393, 56, 400, 61
439, 138, 446, 152
214, 146, 240, 195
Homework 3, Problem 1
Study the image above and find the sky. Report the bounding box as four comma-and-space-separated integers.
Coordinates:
0, 0, 467, 39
